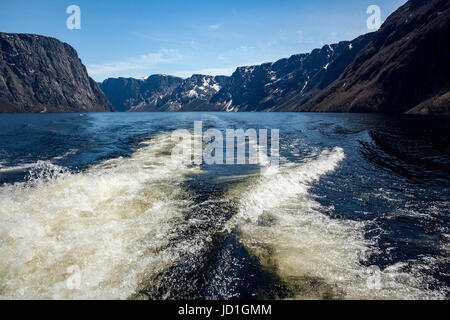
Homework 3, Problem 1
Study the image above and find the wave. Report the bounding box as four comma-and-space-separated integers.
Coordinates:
226, 147, 447, 299
52, 148, 79, 161
0, 132, 201, 299
0, 163, 38, 174
0, 138, 446, 300
0, 149, 79, 174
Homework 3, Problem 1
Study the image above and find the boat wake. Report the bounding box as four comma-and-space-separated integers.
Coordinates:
0, 136, 447, 299
0, 132, 201, 299
227, 147, 447, 299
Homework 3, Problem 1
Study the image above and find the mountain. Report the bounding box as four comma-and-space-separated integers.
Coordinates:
101, 74, 229, 112
210, 33, 374, 112
0, 33, 113, 113
300, 0, 450, 114
100, 0, 449, 114
273, 33, 375, 111
100, 75, 183, 112
100, 34, 373, 112
153, 74, 230, 111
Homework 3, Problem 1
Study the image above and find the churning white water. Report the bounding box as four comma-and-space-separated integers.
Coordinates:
0, 133, 201, 299
0, 136, 446, 299
228, 147, 446, 299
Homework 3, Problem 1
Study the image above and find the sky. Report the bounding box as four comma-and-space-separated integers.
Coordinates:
0, 0, 407, 81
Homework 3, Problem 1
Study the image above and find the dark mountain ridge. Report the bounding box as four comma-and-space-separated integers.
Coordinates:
1, 0, 448, 114
100, 75, 183, 112
101, 34, 374, 113
211, 33, 374, 112
0, 32, 113, 113
100, 74, 230, 112
100, 0, 449, 114
300, 0, 450, 114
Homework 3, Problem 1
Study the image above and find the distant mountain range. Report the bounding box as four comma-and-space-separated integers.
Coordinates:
100, 33, 374, 112
210, 33, 374, 112
0, 0, 448, 114
100, 74, 230, 112
101, 0, 449, 114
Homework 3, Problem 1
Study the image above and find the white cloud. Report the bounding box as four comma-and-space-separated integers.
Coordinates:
172, 60, 269, 79
330, 31, 339, 42
173, 66, 237, 79
87, 48, 183, 80
236, 46, 250, 53
133, 32, 196, 47
208, 24, 221, 30
279, 28, 288, 41
216, 46, 254, 62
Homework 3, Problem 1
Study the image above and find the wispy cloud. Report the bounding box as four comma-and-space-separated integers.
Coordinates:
295, 30, 320, 44
172, 59, 270, 79
215, 46, 255, 62
173, 66, 237, 79
330, 31, 339, 42
208, 24, 221, 30
133, 32, 196, 47
87, 48, 183, 80
279, 28, 288, 41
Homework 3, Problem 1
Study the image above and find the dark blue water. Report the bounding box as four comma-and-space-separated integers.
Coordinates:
0, 112, 448, 300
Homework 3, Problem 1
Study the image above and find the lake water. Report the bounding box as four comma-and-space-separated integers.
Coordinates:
0, 112, 448, 299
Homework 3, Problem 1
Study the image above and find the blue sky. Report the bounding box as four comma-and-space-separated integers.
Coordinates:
0, 0, 407, 81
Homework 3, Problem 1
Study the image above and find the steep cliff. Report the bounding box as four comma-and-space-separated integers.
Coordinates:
300, 0, 450, 114
210, 33, 374, 112
98, 0, 449, 114
0, 33, 113, 113
100, 35, 372, 112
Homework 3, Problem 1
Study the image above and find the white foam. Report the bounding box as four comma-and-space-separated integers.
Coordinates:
227, 147, 345, 225
52, 148, 79, 160
0, 133, 201, 300
1, 140, 446, 300
0, 163, 36, 173
227, 147, 446, 299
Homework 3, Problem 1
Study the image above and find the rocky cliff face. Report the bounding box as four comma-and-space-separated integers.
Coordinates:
100, 35, 372, 112
300, 0, 450, 114
100, 75, 183, 112
99, 0, 448, 114
101, 74, 229, 112
211, 33, 374, 112
0, 33, 113, 113
155, 75, 230, 111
